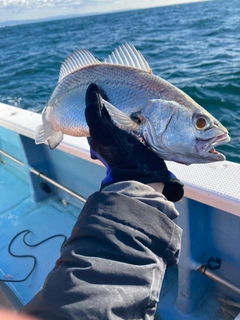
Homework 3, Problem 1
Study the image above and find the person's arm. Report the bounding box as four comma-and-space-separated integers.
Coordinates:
85, 84, 184, 203
20, 184, 181, 320
20, 84, 183, 320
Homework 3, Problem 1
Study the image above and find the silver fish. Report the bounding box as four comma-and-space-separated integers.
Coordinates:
35, 43, 230, 164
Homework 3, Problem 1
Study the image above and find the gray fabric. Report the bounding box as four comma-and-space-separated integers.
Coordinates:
102, 181, 179, 220
21, 186, 182, 320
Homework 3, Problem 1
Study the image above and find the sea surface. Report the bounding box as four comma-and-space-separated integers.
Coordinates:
0, 0, 239, 163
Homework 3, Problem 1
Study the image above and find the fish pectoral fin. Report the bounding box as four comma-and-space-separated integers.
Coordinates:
35, 123, 63, 150
103, 99, 140, 131
104, 43, 152, 73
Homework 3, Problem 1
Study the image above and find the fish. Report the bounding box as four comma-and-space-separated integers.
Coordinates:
35, 43, 230, 165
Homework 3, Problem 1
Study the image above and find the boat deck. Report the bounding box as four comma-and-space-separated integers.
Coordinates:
0, 161, 229, 319
0, 162, 235, 319
0, 162, 80, 308
0, 103, 240, 319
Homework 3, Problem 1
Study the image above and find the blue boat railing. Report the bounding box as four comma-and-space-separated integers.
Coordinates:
0, 149, 87, 203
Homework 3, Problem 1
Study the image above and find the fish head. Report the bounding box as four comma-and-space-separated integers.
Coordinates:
140, 99, 231, 164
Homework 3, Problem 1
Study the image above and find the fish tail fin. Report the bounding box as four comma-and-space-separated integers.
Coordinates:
35, 123, 63, 150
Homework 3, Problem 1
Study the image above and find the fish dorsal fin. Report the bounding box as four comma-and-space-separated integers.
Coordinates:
104, 43, 152, 72
59, 49, 101, 82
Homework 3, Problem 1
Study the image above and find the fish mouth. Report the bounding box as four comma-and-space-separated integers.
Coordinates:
196, 133, 230, 158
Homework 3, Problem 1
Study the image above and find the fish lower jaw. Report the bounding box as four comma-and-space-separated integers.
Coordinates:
196, 133, 230, 158
208, 147, 219, 154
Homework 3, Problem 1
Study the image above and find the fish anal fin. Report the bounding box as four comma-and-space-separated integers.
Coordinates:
35, 123, 63, 150
48, 131, 64, 150
104, 43, 152, 73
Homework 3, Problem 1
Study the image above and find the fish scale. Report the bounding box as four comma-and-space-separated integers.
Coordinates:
51, 64, 188, 129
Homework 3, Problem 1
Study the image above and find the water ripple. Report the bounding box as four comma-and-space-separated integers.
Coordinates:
0, 0, 239, 162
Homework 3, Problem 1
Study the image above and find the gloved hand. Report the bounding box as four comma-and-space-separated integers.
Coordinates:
85, 83, 184, 202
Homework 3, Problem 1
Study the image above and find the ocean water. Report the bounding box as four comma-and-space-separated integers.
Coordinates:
0, 0, 239, 163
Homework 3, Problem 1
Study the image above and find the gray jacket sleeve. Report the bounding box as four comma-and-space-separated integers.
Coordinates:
20, 181, 182, 320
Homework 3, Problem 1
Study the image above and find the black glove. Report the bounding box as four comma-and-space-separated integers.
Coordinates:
85, 83, 184, 202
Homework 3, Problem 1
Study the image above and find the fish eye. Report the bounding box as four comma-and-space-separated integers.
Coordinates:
196, 117, 207, 129
193, 114, 211, 130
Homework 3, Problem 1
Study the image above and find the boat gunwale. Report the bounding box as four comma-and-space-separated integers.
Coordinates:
0, 102, 239, 217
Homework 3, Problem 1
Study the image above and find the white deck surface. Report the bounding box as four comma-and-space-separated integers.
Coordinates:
0, 102, 239, 216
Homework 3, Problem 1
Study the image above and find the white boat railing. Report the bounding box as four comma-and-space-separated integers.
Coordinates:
0, 102, 239, 217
